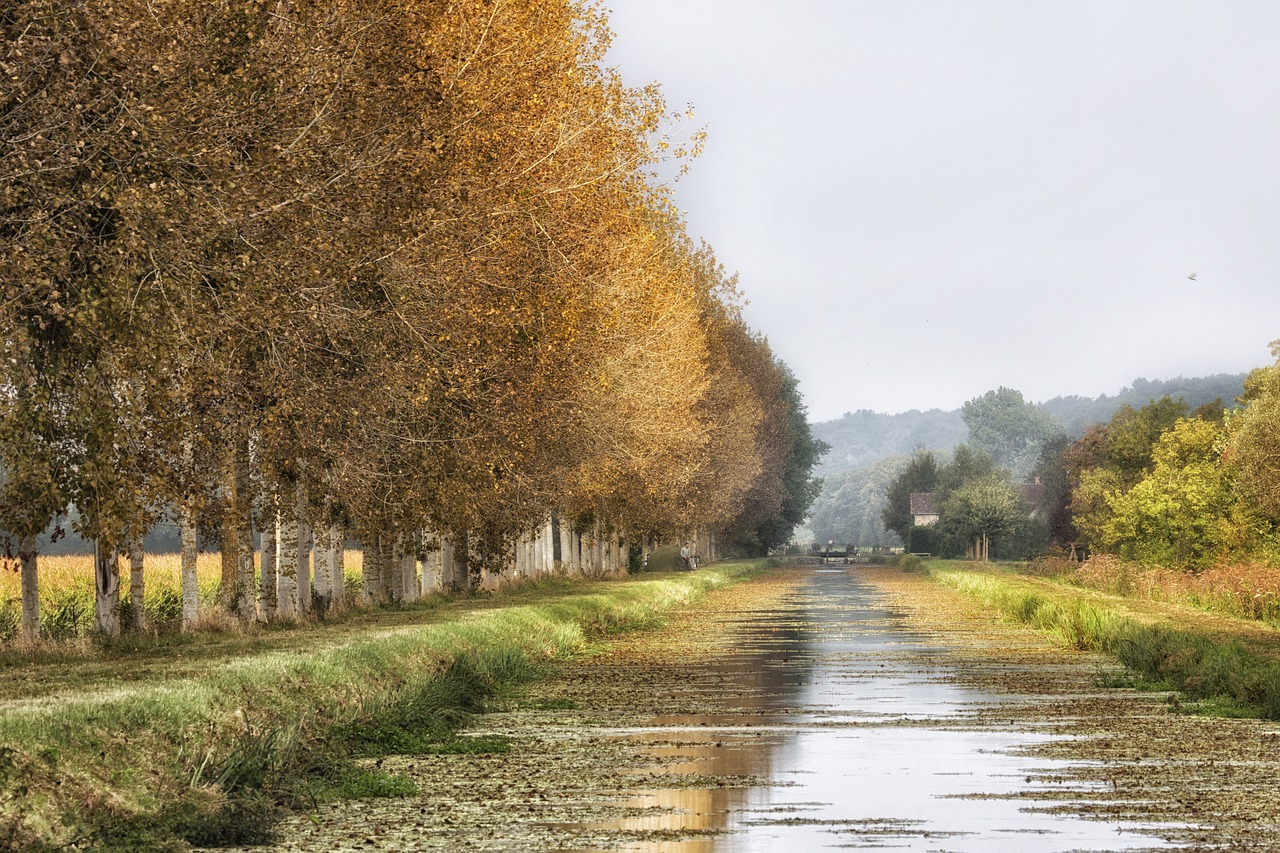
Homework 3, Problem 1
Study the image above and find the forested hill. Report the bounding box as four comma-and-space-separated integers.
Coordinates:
813, 374, 1247, 477
1038, 373, 1248, 437
812, 409, 966, 476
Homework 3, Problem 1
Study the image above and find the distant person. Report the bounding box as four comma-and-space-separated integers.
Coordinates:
680, 542, 692, 571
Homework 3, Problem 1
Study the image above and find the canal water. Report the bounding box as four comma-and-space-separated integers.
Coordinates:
573, 567, 1179, 852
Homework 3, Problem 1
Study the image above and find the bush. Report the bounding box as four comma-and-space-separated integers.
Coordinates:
906, 525, 938, 555
894, 554, 926, 573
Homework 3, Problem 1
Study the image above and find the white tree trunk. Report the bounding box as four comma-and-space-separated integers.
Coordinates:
258, 510, 277, 623
438, 537, 455, 594
558, 523, 572, 575
329, 525, 345, 606
388, 537, 403, 603
402, 542, 419, 603
277, 481, 299, 619
129, 538, 146, 633
19, 534, 39, 644
515, 535, 528, 579
94, 538, 121, 636
570, 530, 583, 576
312, 518, 331, 609
543, 520, 555, 576
237, 508, 255, 620
361, 535, 381, 604
450, 531, 471, 593
181, 506, 199, 631
296, 479, 311, 614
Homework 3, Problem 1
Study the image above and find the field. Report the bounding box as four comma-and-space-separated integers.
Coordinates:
0, 551, 367, 641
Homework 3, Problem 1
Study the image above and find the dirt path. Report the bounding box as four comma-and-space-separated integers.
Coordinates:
242, 565, 1280, 851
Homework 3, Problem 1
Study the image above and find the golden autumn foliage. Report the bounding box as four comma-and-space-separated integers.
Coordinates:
1, 0, 825, 619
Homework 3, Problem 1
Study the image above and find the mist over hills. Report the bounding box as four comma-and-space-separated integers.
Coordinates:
812, 373, 1247, 478
802, 373, 1247, 548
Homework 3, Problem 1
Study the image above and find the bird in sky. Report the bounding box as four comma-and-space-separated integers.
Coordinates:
1187, 272, 1197, 281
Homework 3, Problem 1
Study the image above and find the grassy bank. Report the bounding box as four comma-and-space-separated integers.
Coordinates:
905, 558, 1280, 720
0, 561, 768, 850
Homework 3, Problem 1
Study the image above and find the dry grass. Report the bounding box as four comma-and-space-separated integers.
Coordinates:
0, 551, 366, 640
1044, 554, 1280, 625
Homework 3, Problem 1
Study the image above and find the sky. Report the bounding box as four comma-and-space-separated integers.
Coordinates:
603, 1, 1280, 422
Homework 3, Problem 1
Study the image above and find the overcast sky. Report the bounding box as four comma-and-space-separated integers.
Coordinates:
603, 1, 1280, 422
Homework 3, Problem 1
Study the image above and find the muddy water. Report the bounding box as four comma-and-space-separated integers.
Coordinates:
568, 568, 1177, 852
251, 566, 1201, 852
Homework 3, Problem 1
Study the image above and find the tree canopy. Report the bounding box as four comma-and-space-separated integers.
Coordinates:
0, 1, 824, 625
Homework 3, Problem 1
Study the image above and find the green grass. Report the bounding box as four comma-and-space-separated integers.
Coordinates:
0, 560, 768, 850
915, 560, 1280, 721
316, 765, 419, 799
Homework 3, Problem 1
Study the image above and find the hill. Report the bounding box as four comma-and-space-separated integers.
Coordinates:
805, 373, 1248, 547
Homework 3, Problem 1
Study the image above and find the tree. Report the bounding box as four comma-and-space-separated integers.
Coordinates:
881, 451, 939, 544
1225, 341, 1280, 522
942, 474, 1023, 561
721, 356, 828, 554
961, 387, 1064, 480
1032, 435, 1073, 549
1104, 418, 1245, 569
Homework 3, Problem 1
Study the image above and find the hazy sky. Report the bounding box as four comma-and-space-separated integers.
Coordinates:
604, 1, 1280, 422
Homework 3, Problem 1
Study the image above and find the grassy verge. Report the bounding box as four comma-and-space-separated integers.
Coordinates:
0, 561, 768, 850
905, 558, 1280, 721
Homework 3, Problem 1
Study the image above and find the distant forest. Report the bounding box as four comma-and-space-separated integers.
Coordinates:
805, 373, 1247, 548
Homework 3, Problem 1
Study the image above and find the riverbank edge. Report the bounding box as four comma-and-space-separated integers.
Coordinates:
0, 561, 770, 850
908, 557, 1280, 720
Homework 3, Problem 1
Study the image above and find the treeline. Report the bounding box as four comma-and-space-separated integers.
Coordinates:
862, 355, 1280, 569
812, 374, 1246, 477
0, 1, 824, 640
808, 375, 1248, 549
1042, 349, 1280, 569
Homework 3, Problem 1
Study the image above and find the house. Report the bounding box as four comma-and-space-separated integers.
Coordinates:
910, 492, 940, 526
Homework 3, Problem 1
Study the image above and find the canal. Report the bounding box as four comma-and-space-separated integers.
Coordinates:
249, 566, 1197, 851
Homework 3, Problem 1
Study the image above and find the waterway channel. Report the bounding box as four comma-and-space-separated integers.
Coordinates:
251, 566, 1198, 852
568, 567, 1177, 851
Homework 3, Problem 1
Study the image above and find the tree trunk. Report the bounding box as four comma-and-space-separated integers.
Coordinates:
312, 514, 331, 612
221, 440, 255, 619
296, 477, 311, 615
277, 479, 299, 619
402, 539, 419, 603
361, 533, 382, 604
19, 533, 39, 644
259, 504, 277, 622
220, 447, 239, 615
439, 536, 455, 594
181, 505, 199, 631
329, 525, 345, 606
450, 530, 471, 593
128, 538, 146, 633
94, 538, 121, 636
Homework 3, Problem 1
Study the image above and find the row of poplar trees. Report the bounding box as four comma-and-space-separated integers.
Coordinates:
0, 1, 825, 639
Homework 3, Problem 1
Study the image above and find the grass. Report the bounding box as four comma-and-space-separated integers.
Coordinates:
0, 559, 766, 850
911, 559, 1280, 722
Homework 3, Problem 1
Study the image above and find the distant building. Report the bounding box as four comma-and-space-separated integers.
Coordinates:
910, 492, 940, 526
1021, 476, 1044, 517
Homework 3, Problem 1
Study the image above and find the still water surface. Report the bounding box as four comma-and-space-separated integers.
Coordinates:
573, 568, 1179, 852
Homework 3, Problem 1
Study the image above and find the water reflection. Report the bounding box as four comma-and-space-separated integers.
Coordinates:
577, 567, 1180, 852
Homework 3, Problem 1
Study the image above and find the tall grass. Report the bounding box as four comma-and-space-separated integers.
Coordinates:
928, 564, 1280, 721
1029, 554, 1280, 625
